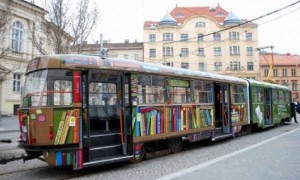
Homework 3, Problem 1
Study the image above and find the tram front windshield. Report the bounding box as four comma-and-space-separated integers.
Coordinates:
21, 69, 73, 107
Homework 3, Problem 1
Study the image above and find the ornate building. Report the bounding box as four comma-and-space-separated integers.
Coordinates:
0, 0, 46, 115
143, 5, 259, 79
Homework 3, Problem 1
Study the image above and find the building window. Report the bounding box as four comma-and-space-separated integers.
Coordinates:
229, 31, 239, 40
216, 12, 225, 17
273, 69, 278, 77
281, 80, 288, 86
246, 33, 252, 41
163, 47, 173, 56
149, 34, 156, 42
11, 21, 23, 52
180, 48, 189, 57
165, 62, 173, 67
246, 47, 253, 56
230, 46, 240, 55
195, 21, 205, 27
198, 33, 204, 41
214, 47, 222, 56
163, 33, 173, 41
198, 63, 205, 71
181, 63, 189, 69
176, 13, 184, 18
264, 69, 269, 77
149, 49, 156, 57
230, 61, 240, 71
292, 80, 297, 90
124, 54, 129, 59
291, 69, 296, 76
247, 62, 254, 71
214, 62, 222, 71
180, 33, 189, 41
213, 33, 221, 41
282, 69, 287, 77
197, 48, 205, 56
13, 73, 21, 92
134, 54, 139, 61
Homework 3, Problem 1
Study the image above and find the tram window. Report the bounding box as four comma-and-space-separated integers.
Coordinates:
135, 75, 165, 104
283, 91, 290, 103
193, 81, 213, 103
54, 80, 72, 106
254, 87, 264, 103
125, 76, 129, 105
231, 85, 246, 103
89, 82, 117, 105
272, 90, 279, 103
30, 95, 49, 106
22, 69, 72, 107
167, 79, 190, 103
224, 86, 228, 104
277, 90, 284, 103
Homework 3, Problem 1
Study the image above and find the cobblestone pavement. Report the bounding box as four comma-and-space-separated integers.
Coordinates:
0, 122, 299, 180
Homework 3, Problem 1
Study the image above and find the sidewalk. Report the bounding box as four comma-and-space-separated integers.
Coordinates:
0, 116, 19, 133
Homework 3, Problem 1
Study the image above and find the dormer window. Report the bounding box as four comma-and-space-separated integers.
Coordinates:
195, 21, 205, 27
176, 13, 184, 18
216, 12, 225, 17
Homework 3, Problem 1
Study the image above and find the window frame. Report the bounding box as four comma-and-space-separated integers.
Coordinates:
11, 21, 23, 52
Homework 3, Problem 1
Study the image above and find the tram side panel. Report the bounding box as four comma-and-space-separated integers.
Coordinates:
248, 82, 291, 129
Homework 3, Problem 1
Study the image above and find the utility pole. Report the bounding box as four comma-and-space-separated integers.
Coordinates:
257, 46, 275, 83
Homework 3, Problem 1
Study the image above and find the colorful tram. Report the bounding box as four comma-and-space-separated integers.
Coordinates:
17, 54, 291, 169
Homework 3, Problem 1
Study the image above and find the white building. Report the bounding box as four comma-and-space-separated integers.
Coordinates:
0, 0, 46, 115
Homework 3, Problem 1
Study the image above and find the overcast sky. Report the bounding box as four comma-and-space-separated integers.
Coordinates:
35, 0, 300, 54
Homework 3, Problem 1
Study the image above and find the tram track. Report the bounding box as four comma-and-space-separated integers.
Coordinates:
0, 166, 49, 176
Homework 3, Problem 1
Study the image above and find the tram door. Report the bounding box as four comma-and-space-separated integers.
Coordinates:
214, 84, 231, 134
264, 89, 272, 125
85, 70, 128, 161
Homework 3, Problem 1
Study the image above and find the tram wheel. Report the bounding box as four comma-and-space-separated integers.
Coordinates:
168, 137, 183, 153
246, 125, 253, 135
130, 145, 145, 163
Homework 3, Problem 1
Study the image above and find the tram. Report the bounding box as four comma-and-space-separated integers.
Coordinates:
17, 54, 291, 170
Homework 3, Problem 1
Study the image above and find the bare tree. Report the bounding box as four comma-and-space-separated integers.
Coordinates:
0, 0, 13, 59
32, 0, 99, 54
71, 0, 99, 52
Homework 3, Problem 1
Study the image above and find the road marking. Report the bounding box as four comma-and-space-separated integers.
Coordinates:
157, 128, 300, 180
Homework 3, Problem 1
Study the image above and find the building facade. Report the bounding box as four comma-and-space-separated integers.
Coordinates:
259, 53, 300, 99
143, 5, 259, 79
0, 0, 46, 115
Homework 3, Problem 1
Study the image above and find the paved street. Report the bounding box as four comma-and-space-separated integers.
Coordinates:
0, 115, 300, 179
160, 128, 300, 180
0, 116, 19, 133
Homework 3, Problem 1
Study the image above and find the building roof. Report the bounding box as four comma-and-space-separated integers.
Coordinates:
144, 6, 229, 27
71, 42, 144, 52
144, 5, 257, 28
224, 12, 241, 25
159, 13, 177, 26
259, 53, 300, 66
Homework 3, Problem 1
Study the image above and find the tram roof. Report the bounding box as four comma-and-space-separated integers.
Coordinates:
27, 54, 248, 84
246, 79, 290, 90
